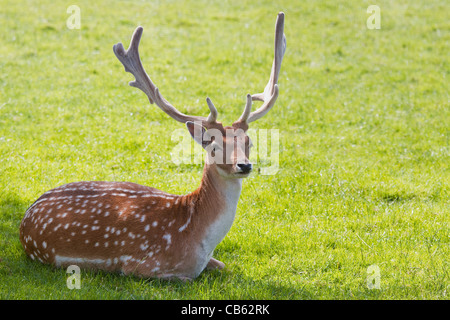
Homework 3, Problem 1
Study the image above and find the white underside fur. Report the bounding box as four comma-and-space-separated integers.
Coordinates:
192, 178, 243, 277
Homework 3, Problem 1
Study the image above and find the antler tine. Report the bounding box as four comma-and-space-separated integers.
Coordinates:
238, 94, 253, 121
113, 27, 219, 128
236, 12, 286, 125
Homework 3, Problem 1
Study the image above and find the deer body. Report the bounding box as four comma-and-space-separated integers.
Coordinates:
20, 13, 286, 280
20, 164, 241, 279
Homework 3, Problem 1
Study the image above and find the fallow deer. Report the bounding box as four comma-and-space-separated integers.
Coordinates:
20, 12, 286, 281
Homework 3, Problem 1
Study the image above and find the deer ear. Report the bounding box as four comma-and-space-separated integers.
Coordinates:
186, 121, 211, 148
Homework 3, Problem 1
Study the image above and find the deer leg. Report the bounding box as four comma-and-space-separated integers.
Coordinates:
206, 258, 225, 270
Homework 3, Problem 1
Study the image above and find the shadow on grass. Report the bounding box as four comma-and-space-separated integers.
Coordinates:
379, 192, 417, 204
0, 192, 29, 255
6, 256, 312, 299
141, 267, 313, 300
0, 192, 30, 222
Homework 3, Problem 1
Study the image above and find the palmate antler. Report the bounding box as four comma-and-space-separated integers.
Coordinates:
113, 12, 286, 131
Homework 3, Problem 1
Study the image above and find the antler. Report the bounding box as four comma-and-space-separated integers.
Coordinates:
235, 12, 286, 126
113, 27, 220, 128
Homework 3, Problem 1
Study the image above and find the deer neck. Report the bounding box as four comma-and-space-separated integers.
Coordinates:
188, 164, 243, 255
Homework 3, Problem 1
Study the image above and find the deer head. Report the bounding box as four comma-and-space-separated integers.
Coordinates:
113, 12, 286, 179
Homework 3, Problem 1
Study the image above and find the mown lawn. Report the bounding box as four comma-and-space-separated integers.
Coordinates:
0, 0, 448, 299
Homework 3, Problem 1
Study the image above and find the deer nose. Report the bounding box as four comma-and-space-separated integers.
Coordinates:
237, 163, 253, 174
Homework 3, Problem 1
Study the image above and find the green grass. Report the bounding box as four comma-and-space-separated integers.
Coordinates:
0, 0, 449, 299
